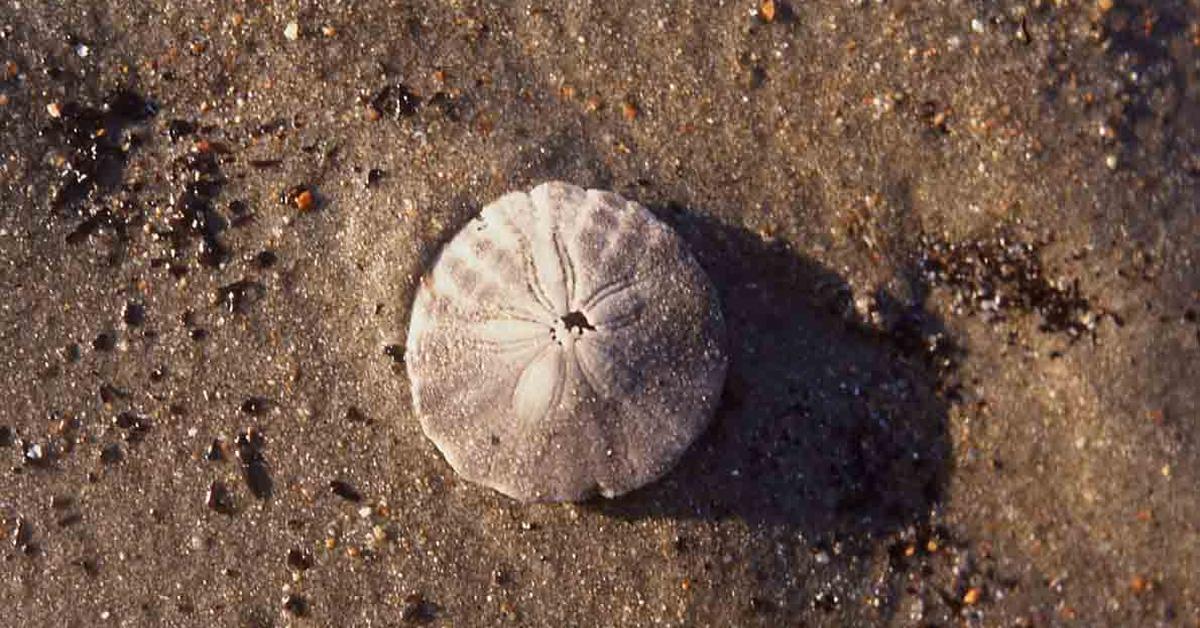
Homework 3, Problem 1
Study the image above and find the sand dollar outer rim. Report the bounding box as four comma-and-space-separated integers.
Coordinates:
405, 181, 728, 502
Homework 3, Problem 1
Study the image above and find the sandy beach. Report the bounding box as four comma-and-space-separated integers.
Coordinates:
1, 1, 1196, 625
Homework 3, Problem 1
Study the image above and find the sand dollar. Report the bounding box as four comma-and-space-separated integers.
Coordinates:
406, 181, 727, 502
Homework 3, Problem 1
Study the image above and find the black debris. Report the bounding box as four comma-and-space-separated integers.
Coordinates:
13, 518, 34, 553
366, 168, 386, 188
254, 250, 277, 269
383, 344, 404, 364
166, 149, 229, 268
206, 481, 235, 515
122, 301, 145, 327
371, 82, 420, 119
329, 479, 362, 502
236, 429, 272, 500
240, 397, 268, 416
165, 119, 197, 141
92, 332, 116, 352
400, 593, 436, 624
113, 411, 151, 442
99, 443, 122, 464
919, 233, 1099, 340
48, 89, 157, 210
282, 594, 309, 617
286, 548, 313, 571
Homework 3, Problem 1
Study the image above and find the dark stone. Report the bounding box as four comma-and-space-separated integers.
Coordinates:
345, 406, 369, 423
286, 549, 313, 571
165, 118, 197, 141
383, 344, 404, 364
371, 82, 420, 119
206, 481, 235, 515
244, 462, 273, 500
92, 333, 116, 352
12, 518, 33, 551
236, 429, 272, 500
254, 250, 277, 269
122, 301, 145, 327
329, 480, 362, 502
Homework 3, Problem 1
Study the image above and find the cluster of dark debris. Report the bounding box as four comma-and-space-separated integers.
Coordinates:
918, 232, 1111, 342
9, 78, 446, 622
46, 89, 157, 211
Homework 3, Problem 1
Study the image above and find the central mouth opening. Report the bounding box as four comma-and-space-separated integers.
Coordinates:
560, 311, 595, 334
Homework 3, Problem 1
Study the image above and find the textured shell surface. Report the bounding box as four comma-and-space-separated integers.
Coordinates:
406, 181, 727, 502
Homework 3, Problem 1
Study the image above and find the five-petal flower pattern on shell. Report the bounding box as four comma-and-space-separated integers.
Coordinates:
406, 182, 727, 502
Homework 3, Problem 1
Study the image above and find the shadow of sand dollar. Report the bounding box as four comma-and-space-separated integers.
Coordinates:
590, 205, 958, 620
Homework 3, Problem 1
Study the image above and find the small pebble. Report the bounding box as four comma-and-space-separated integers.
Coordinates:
24, 442, 48, 466
13, 518, 33, 550
295, 189, 315, 212
760, 0, 777, 22
206, 481, 235, 515
284, 22, 300, 41
383, 344, 404, 364
122, 301, 145, 327
93, 333, 116, 352
287, 548, 313, 571
621, 100, 638, 121
330, 480, 362, 502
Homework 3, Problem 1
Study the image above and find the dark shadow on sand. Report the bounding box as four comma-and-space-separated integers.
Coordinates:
590, 205, 958, 541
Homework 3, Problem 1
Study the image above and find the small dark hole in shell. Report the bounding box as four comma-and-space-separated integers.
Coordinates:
561, 311, 594, 334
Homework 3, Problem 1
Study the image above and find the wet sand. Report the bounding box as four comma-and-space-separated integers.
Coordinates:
0, 1, 1197, 625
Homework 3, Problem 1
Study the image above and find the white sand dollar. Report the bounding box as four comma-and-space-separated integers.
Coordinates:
406, 182, 727, 502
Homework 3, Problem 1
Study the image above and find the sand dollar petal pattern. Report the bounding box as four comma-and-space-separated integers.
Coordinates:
406, 181, 727, 502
